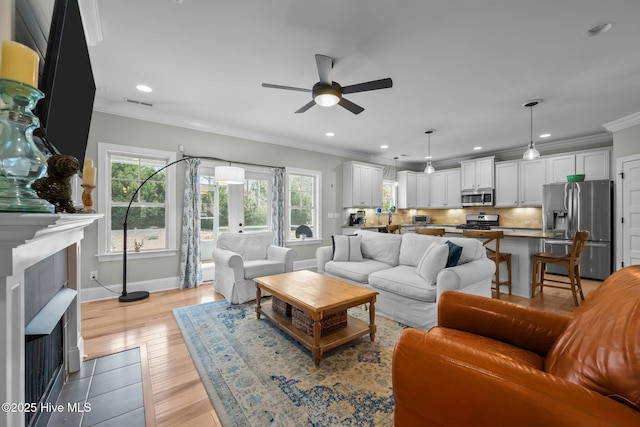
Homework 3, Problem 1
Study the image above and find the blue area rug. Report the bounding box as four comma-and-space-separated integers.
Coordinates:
173, 299, 405, 426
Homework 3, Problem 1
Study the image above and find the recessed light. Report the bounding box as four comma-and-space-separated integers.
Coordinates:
586, 22, 614, 37
136, 84, 152, 93
380, 145, 389, 149
325, 132, 335, 137
540, 133, 551, 138
473, 146, 482, 151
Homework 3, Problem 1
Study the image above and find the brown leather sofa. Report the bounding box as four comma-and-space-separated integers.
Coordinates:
392, 265, 640, 427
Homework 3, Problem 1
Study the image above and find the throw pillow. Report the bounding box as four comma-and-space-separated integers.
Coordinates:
444, 240, 463, 267
332, 235, 364, 262
417, 242, 449, 284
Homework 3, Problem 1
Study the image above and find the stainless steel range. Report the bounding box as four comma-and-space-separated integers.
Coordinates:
456, 214, 499, 230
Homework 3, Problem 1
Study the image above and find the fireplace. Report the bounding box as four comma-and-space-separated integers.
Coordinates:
1, 213, 101, 427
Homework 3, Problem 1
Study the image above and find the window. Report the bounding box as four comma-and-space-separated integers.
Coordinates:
382, 180, 396, 212
97, 143, 176, 260
286, 168, 321, 242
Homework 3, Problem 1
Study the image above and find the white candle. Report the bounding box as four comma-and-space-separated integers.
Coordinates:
82, 166, 96, 186
0, 41, 39, 87
84, 158, 93, 169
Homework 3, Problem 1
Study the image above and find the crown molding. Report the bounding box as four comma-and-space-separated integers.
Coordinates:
602, 111, 640, 133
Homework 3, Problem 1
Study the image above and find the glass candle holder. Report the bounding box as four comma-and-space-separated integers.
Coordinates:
0, 79, 53, 213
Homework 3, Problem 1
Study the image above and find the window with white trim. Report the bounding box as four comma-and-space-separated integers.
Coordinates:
286, 168, 321, 242
97, 143, 177, 260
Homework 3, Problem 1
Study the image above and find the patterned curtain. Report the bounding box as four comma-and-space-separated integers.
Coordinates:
272, 167, 286, 246
180, 158, 202, 288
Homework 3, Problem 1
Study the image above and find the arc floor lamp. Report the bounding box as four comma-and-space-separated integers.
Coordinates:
119, 157, 244, 302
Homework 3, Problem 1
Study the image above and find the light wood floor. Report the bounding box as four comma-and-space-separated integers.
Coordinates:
80, 275, 601, 426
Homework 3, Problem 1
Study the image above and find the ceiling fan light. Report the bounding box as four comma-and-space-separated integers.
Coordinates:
314, 93, 340, 107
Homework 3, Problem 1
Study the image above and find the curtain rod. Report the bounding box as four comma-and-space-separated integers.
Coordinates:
181, 154, 283, 170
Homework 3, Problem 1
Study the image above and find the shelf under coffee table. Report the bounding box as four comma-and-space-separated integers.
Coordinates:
254, 270, 378, 366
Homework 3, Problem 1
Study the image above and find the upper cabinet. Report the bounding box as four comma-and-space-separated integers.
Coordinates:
546, 148, 611, 183
342, 162, 383, 208
397, 171, 417, 209
460, 156, 495, 191
495, 159, 546, 207
430, 169, 461, 208
416, 173, 431, 208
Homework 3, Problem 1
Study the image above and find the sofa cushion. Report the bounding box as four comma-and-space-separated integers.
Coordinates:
244, 260, 286, 279
417, 242, 448, 284
369, 265, 437, 302
444, 240, 463, 267
545, 265, 640, 410
325, 259, 392, 284
356, 230, 402, 266
445, 236, 485, 264
399, 233, 443, 267
332, 234, 363, 262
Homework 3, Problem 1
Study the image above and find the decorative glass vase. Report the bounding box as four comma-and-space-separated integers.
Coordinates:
0, 79, 54, 213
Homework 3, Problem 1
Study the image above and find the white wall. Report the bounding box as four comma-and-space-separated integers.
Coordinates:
613, 123, 640, 160
81, 112, 350, 296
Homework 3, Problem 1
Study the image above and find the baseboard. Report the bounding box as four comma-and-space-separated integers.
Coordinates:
81, 276, 180, 302
294, 259, 317, 271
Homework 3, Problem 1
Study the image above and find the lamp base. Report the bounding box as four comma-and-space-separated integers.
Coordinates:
119, 291, 149, 303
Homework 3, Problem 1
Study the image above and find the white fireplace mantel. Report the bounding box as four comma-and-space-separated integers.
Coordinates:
1, 213, 101, 427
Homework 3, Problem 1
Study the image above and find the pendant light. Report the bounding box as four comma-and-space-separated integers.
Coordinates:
215, 163, 245, 185
523, 100, 542, 160
424, 129, 436, 174
394, 156, 399, 187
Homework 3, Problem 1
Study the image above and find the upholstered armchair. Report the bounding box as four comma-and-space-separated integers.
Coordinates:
213, 231, 296, 304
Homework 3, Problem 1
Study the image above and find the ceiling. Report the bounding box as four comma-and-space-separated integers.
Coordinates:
77, 0, 640, 167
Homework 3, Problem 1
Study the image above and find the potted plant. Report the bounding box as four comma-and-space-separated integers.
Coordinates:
134, 239, 144, 252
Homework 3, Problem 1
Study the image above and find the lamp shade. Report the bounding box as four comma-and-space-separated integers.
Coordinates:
215, 165, 245, 185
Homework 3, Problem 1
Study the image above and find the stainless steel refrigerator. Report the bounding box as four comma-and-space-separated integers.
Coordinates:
542, 180, 612, 280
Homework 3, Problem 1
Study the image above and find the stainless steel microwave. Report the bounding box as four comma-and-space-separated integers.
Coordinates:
461, 190, 494, 207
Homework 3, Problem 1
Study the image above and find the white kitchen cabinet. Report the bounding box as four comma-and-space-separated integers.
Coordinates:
342, 162, 383, 208
495, 159, 545, 207
416, 173, 431, 207
546, 154, 575, 183
460, 156, 494, 190
397, 171, 417, 209
430, 169, 461, 208
576, 149, 610, 181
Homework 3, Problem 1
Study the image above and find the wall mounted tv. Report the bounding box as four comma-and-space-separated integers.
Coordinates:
15, 0, 96, 168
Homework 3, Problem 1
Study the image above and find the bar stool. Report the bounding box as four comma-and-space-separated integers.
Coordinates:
416, 228, 445, 236
387, 224, 402, 234
463, 230, 512, 299
531, 230, 590, 306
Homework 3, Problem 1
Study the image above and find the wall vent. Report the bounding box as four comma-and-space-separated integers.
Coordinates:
124, 98, 154, 107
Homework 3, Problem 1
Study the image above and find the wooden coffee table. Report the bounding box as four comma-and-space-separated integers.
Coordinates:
254, 270, 378, 366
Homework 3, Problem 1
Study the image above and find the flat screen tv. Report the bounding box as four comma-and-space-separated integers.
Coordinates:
16, 0, 96, 168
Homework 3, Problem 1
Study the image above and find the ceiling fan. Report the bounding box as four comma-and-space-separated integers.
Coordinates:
262, 54, 393, 115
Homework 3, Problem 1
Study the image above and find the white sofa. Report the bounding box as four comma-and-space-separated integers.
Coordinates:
213, 231, 296, 304
316, 230, 494, 330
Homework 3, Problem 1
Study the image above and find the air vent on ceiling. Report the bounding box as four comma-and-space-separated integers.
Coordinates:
124, 98, 153, 107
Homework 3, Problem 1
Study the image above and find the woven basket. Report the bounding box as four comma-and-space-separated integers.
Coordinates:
271, 296, 292, 317
291, 307, 347, 337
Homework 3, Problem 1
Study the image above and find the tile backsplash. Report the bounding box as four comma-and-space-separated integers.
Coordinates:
345, 206, 542, 229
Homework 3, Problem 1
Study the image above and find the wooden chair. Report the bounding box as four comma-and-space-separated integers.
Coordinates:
415, 228, 445, 237
462, 229, 512, 299
531, 230, 590, 306
386, 224, 402, 234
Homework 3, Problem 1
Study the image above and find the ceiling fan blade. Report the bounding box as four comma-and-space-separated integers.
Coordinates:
342, 78, 393, 94
315, 54, 333, 85
295, 100, 316, 114
338, 97, 365, 115
262, 83, 311, 93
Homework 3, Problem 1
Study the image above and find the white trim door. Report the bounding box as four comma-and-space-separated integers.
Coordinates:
616, 154, 640, 268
